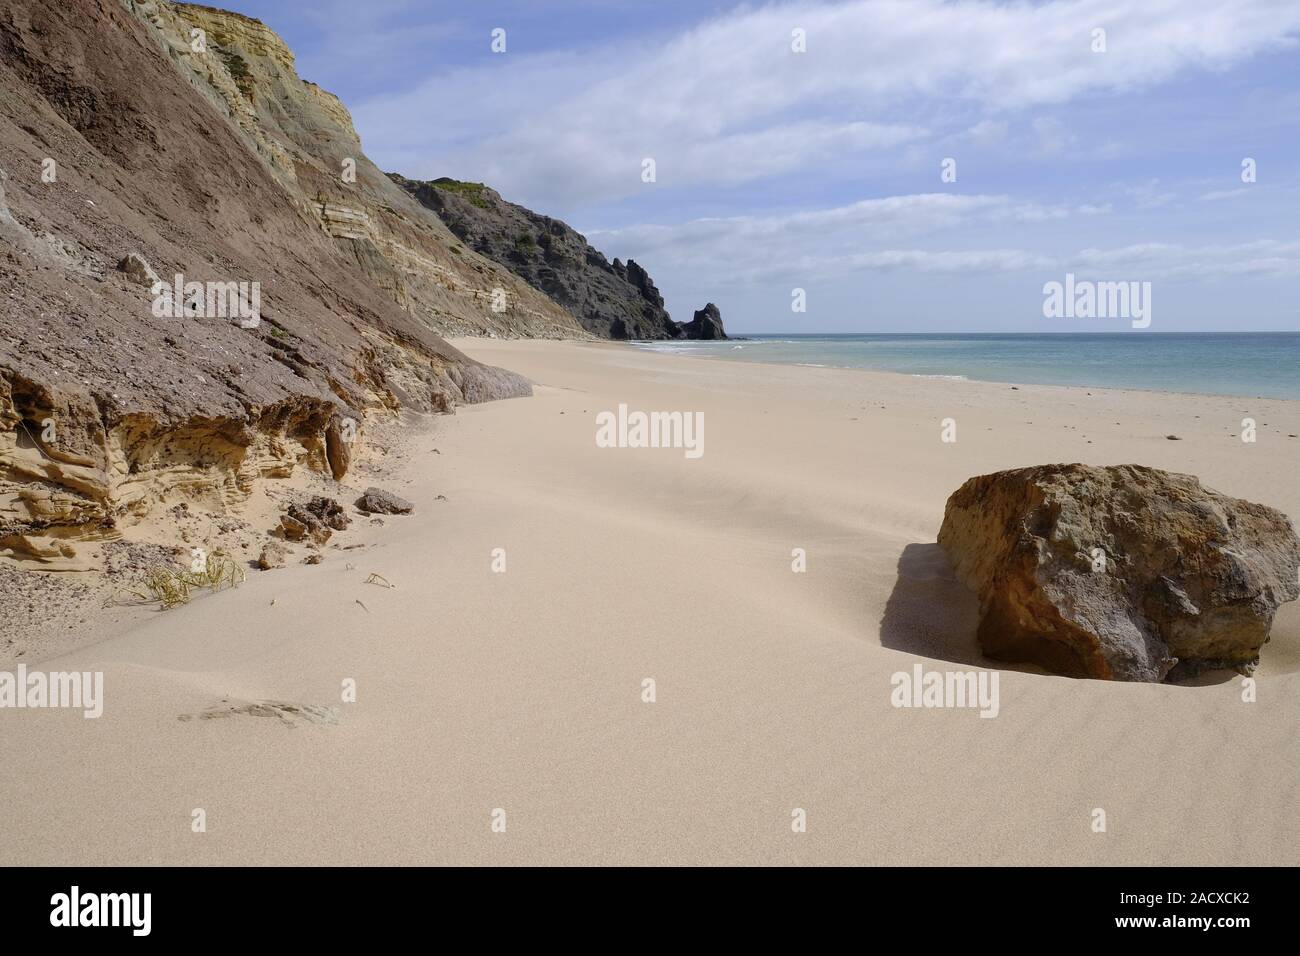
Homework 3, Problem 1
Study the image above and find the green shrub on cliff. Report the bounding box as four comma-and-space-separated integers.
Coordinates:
431, 178, 490, 209
218, 49, 255, 100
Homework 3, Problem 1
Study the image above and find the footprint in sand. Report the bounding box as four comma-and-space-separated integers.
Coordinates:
178, 698, 339, 728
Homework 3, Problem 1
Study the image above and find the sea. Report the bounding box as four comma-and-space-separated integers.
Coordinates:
632, 333, 1300, 401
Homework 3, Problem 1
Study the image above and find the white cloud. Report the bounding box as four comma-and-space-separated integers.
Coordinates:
354, 0, 1300, 206
964, 119, 1009, 146
1030, 116, 1076, 157
1071, 240, 1300, 278
1199, 188, 1251, 201
820, 248, 1057, 275
592, 193, 1083, 244
590, 193, 1300, 283
586, 193, 1097, 280
806, 239, 1300, 282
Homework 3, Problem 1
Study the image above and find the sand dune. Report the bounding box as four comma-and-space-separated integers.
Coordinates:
2, 340, 1297, 865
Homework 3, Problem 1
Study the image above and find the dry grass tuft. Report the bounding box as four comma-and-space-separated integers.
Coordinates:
109, 551, 246, 609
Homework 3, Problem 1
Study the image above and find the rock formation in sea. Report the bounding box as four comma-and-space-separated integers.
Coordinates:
0, 0, 581, 568
680, 303, 727, 340
938, 463, 1300, 682
391, 175, 727, 341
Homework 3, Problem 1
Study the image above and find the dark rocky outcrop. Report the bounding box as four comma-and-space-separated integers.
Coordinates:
391, 175, 726, 341
937, 463, 1300, 682
680, 303, 727, 340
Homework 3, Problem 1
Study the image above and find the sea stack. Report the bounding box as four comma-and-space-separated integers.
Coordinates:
680, 303, 728, 340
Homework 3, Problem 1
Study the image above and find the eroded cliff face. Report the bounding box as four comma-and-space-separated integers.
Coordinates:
161, 2, 583, 339
0, 0, 561, 569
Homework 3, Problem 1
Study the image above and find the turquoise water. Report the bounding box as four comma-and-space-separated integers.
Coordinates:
634, 333, 1300, 400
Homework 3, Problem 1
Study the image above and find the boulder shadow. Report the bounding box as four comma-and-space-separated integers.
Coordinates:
1168, 670, 1237, 687
879, 542, 984, 667
878, 542, 1043, 675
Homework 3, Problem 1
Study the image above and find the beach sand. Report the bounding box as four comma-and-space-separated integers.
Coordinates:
1, 338, 1297, 865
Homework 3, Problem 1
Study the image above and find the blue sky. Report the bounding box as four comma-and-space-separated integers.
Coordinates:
230, 0, 1300, 333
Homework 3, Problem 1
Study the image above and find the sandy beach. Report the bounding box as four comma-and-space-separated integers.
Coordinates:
2, 339, 1297, 866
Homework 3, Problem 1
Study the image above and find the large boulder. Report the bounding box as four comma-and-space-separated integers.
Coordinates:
937, 464, 1300, 682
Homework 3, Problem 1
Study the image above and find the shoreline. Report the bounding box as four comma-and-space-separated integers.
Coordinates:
620, 336, 1300, 405
463, 334, 1300, 407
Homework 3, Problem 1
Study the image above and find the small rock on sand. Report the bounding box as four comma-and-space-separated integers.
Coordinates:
258, 541, 288, 570
356, 487, 414, 515
280, 496, 350, 545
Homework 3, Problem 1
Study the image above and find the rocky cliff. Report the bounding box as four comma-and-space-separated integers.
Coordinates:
0, 0, 580, 569
151, 2, 583, 340
392, 175, 726, 341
